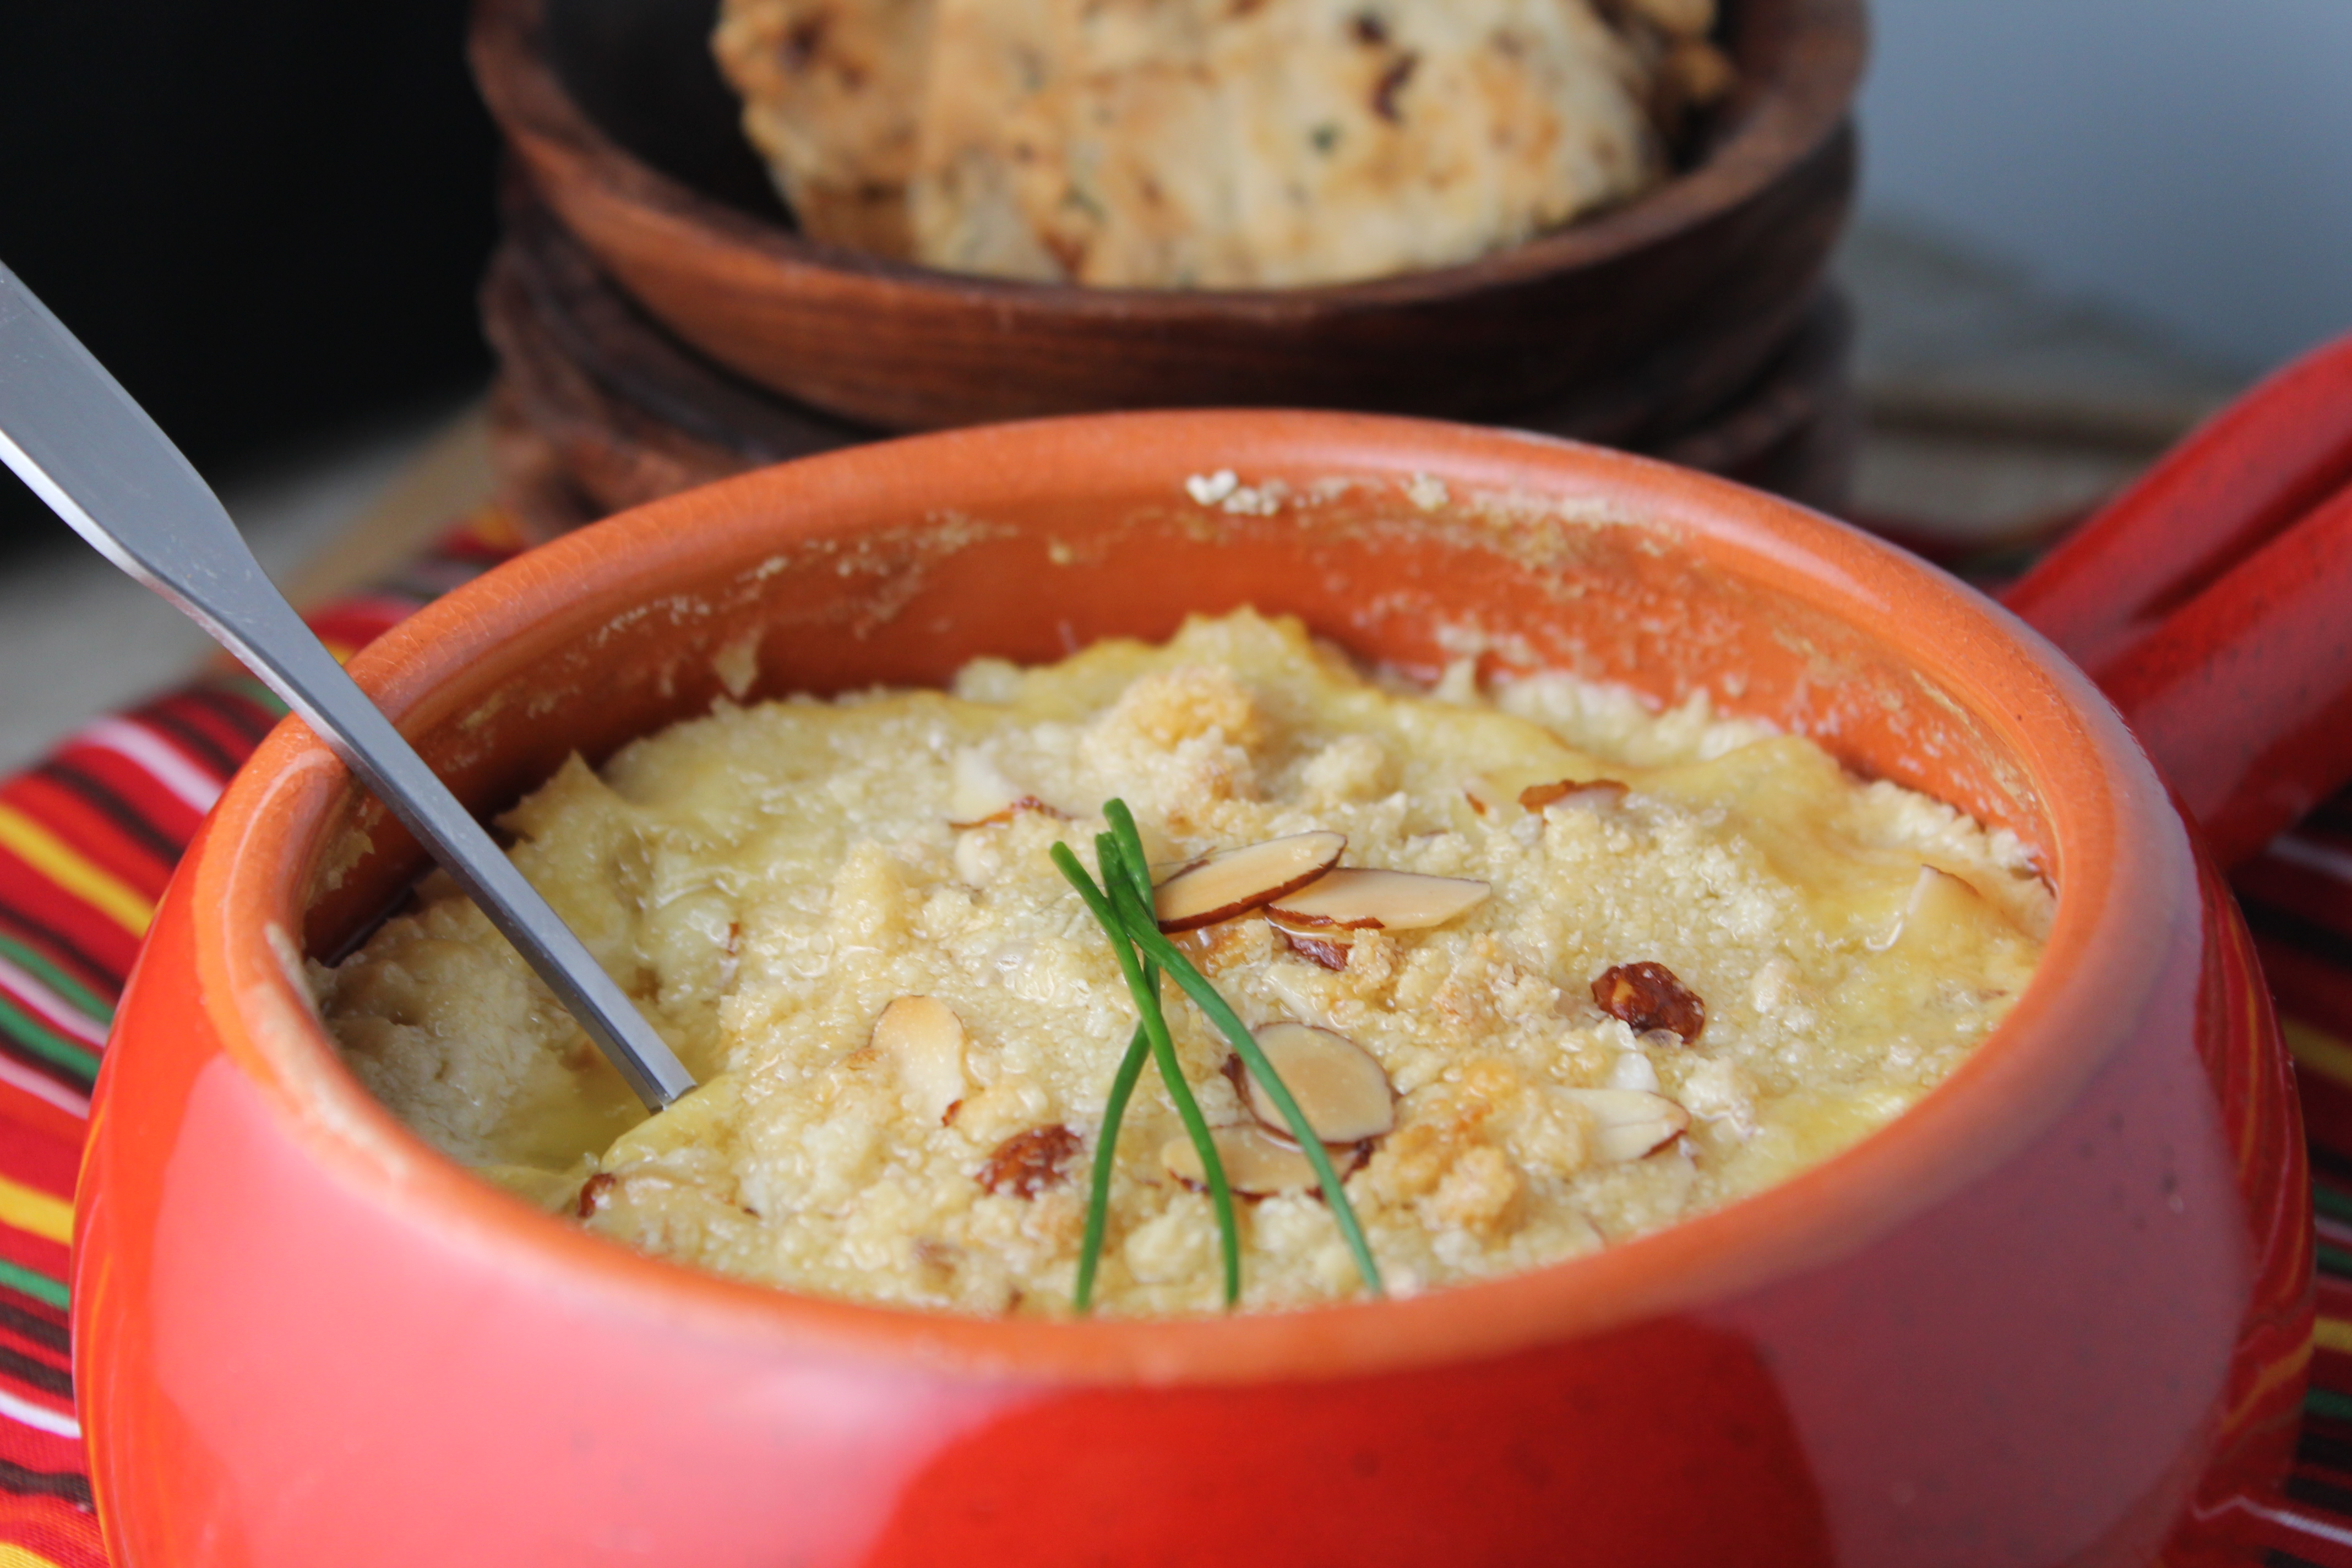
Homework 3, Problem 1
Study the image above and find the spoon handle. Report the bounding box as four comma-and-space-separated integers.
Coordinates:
0, 263, 696, 1111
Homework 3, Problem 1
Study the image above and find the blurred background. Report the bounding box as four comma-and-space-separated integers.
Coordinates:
1864, 0, 2352, 373
1841, 0, 2352, 560
2, 0, 2350, 765
0, 1, 494, 511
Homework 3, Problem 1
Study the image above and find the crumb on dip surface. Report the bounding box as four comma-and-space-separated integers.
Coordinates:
313, 610, 2050, 1316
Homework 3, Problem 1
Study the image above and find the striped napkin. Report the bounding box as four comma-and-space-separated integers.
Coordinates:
0, 503, 2346, 1565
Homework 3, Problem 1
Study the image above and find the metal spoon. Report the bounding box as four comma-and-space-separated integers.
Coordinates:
0, 263, 696, 1111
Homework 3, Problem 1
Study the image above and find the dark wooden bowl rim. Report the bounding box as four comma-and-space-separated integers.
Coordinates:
474, 0, 1866, 320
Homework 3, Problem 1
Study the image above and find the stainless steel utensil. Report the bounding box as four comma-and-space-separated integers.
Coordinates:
0, 263, 696, 1110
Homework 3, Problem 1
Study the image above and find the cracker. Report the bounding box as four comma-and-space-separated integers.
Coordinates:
901, 0, 1074, 281
908, 0, 1664, 288
1217, 0, 1664, 286
711, 0, 935, 255
908, 0, 1229, 281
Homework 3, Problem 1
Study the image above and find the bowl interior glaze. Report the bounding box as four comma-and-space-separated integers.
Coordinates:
241, 412, 2160, 1382
308, 427, 2061, 944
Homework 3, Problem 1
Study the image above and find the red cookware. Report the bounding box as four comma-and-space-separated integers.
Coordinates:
70, 337, 2352, 1564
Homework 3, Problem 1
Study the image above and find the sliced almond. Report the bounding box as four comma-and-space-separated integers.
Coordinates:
948, 749, 1020, 823
1268, 914, 1352, 971
1162, 1124, 1364, 1198
1607, 1050, 1662, 1093
978, 1124, 1082, 1199
947, 750, 1064, 828
1560, 1088, 1689, 1163
1521, 778, 1629, 812
575, 1170, 618, 1219
1874, 864, 1992, 954
955, 797, 1064, 829
1461, 774, 1506, 818
870, 995, 968, 1124
1152, 831, 1346, 932
1267, 867, 1490, 932
1243, 1022, 1395, 1143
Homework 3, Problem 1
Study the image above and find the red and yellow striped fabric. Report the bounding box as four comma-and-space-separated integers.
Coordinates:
1, 500, 2348, 1565
0, 508, 521, 1568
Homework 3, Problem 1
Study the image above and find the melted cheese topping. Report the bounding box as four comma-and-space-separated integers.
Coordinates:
314, 611, 2048, 1316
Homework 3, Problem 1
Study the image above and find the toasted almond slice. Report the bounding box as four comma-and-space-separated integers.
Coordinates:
1607, 1050, 1662, 1093
954, 796, 1065, 829
977, 1124, 1082, 1199
1560, 1088, 1690, 1163
1268, 914, 1352, 971
576, 1170, 618, 1218
1267, 867, 1490, 932
1162, 1124, 1364, 1197
1461, 774, 1506, 818
1152, 831, 1347, 932
1521, 778, 1629, 812
948, 749, 1020, 824
1242, 1022, 1395, 1142
947, 750, 1064, 828
870, 996, 968, 1124
1876, 864, 1988, 952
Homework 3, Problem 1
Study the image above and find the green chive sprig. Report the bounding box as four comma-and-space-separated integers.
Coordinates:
1052, 830, 1238, 1308
1052, 799, 1384, 1310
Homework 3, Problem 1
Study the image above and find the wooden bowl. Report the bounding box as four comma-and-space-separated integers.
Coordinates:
480, 196, 1859, 529
470, 0, 1864, 433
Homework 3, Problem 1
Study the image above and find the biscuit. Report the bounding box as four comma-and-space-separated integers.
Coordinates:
711, 0, 935, 255
908, 0, 1665, 288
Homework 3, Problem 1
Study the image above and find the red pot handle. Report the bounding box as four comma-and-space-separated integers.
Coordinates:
2000, 331, 2352, 869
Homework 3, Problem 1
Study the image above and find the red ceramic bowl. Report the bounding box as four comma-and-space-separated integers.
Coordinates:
75, 412, 2310, 1566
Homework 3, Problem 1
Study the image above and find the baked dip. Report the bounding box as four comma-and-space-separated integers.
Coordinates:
313, 610, 2050, 1316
